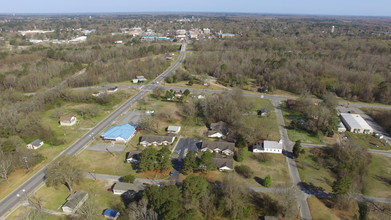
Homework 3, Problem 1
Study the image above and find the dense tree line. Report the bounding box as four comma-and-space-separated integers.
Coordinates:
185, 33, 391, 104
363, 109, 391, 135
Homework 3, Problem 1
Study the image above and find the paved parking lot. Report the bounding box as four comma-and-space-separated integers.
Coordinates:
116, 110, 143, 125
87, 142, 126, 152
173, 138, 201, 159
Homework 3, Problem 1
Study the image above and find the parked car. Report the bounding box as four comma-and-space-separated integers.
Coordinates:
169, 171, 174, 176
374, 133, 384, 139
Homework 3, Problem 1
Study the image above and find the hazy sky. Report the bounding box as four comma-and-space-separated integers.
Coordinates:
1, 0, 390, 17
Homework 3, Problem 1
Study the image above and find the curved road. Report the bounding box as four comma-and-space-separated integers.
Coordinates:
0, 43, 186, 219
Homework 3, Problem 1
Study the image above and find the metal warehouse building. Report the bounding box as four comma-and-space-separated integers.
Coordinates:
340, 113, 373, 134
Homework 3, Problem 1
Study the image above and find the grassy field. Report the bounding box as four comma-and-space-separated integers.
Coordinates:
347, 132, 391, 150
8, 206, 65, 220
33, 179, 122, 219
363, 154, 391, 198
307, 197, 356, 220
281, 108, 323, 144
76, 150, 136, 176
296, 149, 335, 193
235, 150, 291, 187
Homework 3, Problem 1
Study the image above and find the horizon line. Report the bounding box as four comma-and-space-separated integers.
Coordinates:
0, 11, 390, 18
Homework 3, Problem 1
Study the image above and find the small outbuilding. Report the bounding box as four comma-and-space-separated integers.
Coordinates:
207, 121, 228, 138
62, 190, 89, 214
126, 150, 142, 163
258, 108, 270, 117
337, 122, 347, 133
60, 114, 77, 126
167, 126, 181, 134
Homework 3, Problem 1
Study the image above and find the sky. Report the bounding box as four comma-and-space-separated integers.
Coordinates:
1, 0, 390, 17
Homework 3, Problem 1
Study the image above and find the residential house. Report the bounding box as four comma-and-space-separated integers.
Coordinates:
253, 140, 283, 154
213, 157, 234, 171
60, 114, 77, 126
200, 141, 235, 156
132, 75, 147, 83
126, 150, 142, 163
26, 139, 44, 150
167, 126, 181, 134
258, 108, 270, 117
112, 182, 145, 195
103, 209, 120, 220
140, 134, 176, 147
101, 124, 137, 143
62, 190, 89, 214
107, 86, 118, 93
207, 121, 228, 138
340, 113, 373, 134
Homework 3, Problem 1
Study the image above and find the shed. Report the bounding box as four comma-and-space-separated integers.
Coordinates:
26, 139, 44, 150
167, 126, 181, 134
62, 190, 89, 214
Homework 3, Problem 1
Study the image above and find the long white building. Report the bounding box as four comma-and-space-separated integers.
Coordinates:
340, 113, 373, 134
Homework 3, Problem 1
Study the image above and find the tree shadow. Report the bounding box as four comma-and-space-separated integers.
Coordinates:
282, 150, 294, 159
374, 175, 391, 186
254, 176, 264, 186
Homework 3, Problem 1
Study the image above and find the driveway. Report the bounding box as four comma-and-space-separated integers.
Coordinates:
87, 143, 126, 152
116, 110, 143, 126
173, 138, 201, 159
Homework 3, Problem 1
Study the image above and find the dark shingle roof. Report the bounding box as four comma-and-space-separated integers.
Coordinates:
63, 190, 88, 210
208, 121, 228, 136
213, 157, 233, 169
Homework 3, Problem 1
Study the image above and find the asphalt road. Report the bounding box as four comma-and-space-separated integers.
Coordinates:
173, 138, 200, 159
0, 43, 186, 219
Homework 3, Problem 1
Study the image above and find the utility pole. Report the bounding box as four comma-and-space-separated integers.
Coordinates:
23, 157, 30, 171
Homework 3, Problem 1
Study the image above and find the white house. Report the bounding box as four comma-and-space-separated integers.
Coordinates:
340, 113, 373, 134
213, 158, 234, 171
27, 139, 44, 150
167, 126, 181, 134
207, 121, 228, 138
62, 191, 88, 214
253, 140, 283, 154
200, 141, 235, 156
60, 114, 77, 126
140, 134, 176, 147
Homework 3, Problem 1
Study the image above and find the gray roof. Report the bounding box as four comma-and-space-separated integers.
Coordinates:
264, 140, 283, 150
63, 190, 88, 210
167, 126, 181, 132
113, 182, 145, 192
201, 141, 235, 151
208, 121, 228, 136
213, 157, 233, 169
140, 134, 175, 144
30, 139, 43, 146
340, 113, 372, 130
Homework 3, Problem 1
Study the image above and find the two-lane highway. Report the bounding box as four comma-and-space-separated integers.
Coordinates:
0, 43, 186, 219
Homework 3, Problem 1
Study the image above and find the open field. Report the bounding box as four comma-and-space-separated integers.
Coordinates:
281, 108, 323, 144
235, 150, 291, 187
296, 149, 335, 193
307, 196, 356, 220
363, 154, 391, 198
347, 132, 391, 150
8, 206, 65, 220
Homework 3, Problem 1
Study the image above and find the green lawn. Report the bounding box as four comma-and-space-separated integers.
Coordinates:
281, 108, 323, 144
363, 154, 391, 198
296, 149, 335, 193
234, 149, 291, 187
347, 132, 391, 150
33, 179, 123, 219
